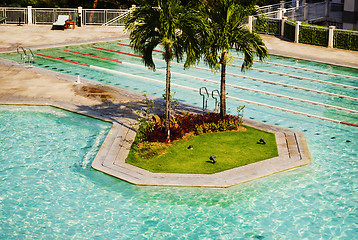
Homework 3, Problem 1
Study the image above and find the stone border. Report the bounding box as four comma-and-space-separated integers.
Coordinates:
91, 117, 311, 188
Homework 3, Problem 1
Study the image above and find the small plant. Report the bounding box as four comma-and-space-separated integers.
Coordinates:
194, 124, 203, 135
162, 90, 179, 112
137, 94, 154, 119
134, 94, 155, 142
237, 105, 245, 126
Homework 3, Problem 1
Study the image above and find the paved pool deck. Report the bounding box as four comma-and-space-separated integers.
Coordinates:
0, 25, 356, 187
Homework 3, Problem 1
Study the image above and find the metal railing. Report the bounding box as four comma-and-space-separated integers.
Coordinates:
258, 0, 300, 14
0, 7, 27, 24
83, 9, 129, 26
32, 8, 77, 25
102, 10, 130, 26
0, 7, 130, 26
257, 1, 344, 25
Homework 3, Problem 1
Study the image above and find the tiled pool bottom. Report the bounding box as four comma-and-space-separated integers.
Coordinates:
0, 104, 356, 239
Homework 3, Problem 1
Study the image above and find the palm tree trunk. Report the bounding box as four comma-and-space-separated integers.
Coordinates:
220, 51, 227, 119
165, 56, 171, 142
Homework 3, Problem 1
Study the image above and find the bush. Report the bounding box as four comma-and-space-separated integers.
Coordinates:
254, 17, 281, 36
283, 20, 295, 42
140, 113, 244, 142
334, 29, 358, 51
254, 17, 268, 33
267, 18, 281, 36
299, 25, 328, 46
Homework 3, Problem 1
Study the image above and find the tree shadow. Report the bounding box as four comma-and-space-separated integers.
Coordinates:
75, 95, 205, 131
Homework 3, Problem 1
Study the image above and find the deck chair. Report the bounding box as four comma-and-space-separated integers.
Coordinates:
51, 15, 69, 30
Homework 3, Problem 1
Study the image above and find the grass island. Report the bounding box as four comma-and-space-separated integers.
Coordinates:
126, 125, 278, 174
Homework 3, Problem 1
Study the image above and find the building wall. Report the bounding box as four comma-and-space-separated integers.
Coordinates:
343, 0, 358, 30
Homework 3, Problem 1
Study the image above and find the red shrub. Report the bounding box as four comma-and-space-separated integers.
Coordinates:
144, 113, 243, 142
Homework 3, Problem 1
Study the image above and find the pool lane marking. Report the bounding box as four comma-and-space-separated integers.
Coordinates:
64, 49, 358, 113
118, 41, 358, 81
92, 45, 358, 100
341, 121, 358, 127
114, 43, 358, 99
168, 70, 358, 114
155, 58, 358, 101
117, 42, 165, 53
233, 56, 358, 80
72, 65, 355, 125
34, 53, 90, 66
34, 52, 358, 127
63, 49, 123, 63
91, 46, 143, 58
228, 63, 358, 90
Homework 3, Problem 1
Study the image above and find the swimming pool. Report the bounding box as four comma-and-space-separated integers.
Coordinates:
0, 42, 357, 239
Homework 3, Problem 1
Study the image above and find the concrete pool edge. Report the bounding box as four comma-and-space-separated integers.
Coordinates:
0, 99, 312, 188
91, 117, 311, 188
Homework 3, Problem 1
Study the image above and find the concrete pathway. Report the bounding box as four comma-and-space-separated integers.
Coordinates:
261, 34, 358, 69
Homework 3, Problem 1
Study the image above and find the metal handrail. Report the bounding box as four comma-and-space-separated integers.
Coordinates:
199, 87, 209, 110
27, 48, 34, 65
17, 46, 26, 63
16, 47, 34, 65
211, 90, 220, 112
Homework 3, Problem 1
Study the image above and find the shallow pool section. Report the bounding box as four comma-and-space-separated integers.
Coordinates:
0, 105, 111, 238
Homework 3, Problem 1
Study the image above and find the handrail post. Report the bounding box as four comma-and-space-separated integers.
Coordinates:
211, 90, 220, 112
277, 8, 283, 19
281, 17, 287, 37
294, 21, 301, 43
328, 26, 335, 48
78, 6, 82, 27
280, 1, 285, 9
27, 6, 32, 24
303, 3, 308, 22
199, 87, 209, 111
248, 16, 253, 33
325, 0, 329, 18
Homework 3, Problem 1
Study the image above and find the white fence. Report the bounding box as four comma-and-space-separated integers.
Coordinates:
0, 6, 131, 26
257, 0, 343, 27
0, 2, 344, 27
0, 7, 28, 24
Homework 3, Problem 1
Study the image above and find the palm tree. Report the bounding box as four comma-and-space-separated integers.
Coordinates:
125, 0, 204, 142
200, 0, 268, 119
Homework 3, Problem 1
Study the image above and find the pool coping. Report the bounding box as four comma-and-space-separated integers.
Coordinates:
0, 100, 312, 188
91, 117, 311, 188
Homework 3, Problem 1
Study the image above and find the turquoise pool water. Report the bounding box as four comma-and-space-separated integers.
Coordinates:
0, 42, 357, 239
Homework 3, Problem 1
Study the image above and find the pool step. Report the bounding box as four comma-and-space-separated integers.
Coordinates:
92, 117, 312, 187
285, 132, 302, 161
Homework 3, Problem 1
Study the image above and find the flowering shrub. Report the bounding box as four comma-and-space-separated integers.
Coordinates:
142, 113, 243, 142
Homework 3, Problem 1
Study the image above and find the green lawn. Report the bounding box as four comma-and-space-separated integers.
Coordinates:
126, 126, 278, 174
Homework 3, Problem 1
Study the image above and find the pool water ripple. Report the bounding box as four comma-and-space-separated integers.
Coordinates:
1, 41, 357, 238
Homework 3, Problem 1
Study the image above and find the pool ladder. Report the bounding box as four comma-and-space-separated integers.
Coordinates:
17, 46, 34, 65
199, 87, 221, 111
